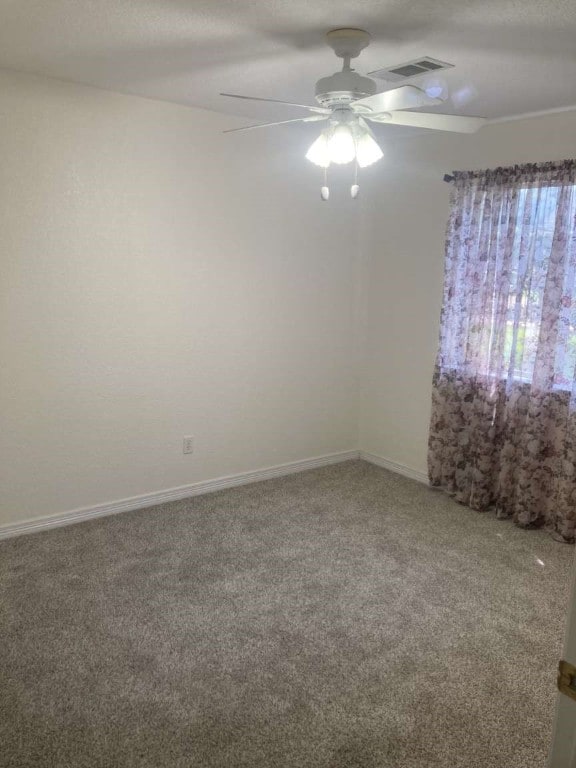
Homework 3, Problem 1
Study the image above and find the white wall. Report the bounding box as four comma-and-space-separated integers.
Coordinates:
0, 70, 360, 527
359, 109, 576, 476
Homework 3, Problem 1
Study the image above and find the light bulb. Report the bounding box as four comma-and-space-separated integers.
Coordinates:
327, 125, 356, 165
305, 133, 330, 168
355, 132, 383, 168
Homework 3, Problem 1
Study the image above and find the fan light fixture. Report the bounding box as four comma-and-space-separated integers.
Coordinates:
306, 121, 383, 169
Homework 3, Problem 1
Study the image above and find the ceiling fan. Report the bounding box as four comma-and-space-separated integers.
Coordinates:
221, 29, 486, 198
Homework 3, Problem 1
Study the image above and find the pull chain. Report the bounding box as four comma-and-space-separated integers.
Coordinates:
351, 162, 359, 199
321, 166, 329, 201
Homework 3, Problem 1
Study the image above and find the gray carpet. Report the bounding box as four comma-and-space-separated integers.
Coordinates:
0, 460, 573, 768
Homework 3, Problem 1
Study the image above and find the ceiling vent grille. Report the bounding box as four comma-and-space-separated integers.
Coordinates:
368, 57, 454, 82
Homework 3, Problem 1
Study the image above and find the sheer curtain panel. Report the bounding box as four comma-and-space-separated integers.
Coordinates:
428, 161, 576, 542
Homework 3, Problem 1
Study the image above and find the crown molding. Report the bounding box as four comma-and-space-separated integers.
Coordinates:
488, 104, 576, 125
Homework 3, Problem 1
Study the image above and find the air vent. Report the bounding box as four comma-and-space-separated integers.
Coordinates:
368, 57, 454, 82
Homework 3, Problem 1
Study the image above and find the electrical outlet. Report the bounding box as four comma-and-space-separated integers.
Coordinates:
183, 436, 194, 455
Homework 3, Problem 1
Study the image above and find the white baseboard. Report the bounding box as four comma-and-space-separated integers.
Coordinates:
0, 450, 360, 541
360, 450, 429, 485
0, 449, 429, 542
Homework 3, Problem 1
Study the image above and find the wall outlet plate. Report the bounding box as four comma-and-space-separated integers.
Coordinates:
183, 436, 194, 454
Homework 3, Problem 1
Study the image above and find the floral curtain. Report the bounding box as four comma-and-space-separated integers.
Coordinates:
428, 160, 576, 542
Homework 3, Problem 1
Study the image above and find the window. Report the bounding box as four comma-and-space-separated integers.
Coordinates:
438, 166, 576, 392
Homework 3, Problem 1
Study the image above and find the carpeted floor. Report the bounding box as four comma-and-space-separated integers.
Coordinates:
0, 460, 573, 768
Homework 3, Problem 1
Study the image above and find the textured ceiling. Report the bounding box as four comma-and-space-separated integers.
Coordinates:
0, 0, 575, 129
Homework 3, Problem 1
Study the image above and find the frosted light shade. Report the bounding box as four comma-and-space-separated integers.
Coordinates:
305, 133, 330, 168
355, 132, 383, 168
327, 125, 356, 165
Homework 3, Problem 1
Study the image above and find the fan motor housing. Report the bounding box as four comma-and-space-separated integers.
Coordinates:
315, 70, 377, 107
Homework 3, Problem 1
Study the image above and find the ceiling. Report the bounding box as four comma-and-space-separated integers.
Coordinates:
0, 0, 575, 129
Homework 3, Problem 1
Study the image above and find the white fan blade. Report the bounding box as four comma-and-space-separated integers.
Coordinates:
353, 85, 442, 113
223, 115, 328, 134
366, 111, 486, 133
220, 93, 329, 115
